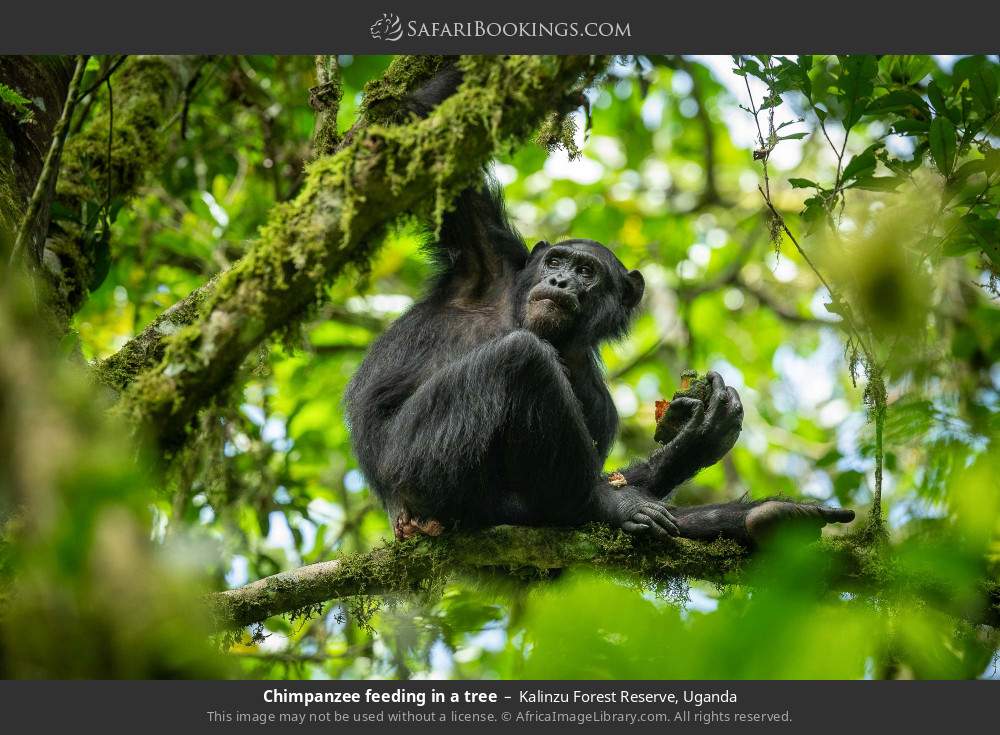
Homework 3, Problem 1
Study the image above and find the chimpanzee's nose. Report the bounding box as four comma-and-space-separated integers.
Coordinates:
548, 275, 568, 288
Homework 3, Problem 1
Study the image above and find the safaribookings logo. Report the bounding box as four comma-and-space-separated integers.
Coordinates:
370, 13, 404, 41
369, 14, 631, 41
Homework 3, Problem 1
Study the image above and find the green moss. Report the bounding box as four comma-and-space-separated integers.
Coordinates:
536, 110, 581, 158
45, 57, 182, 323
0, 128, 18, 249
96, 284, 212, 392
361, 55, 449, 122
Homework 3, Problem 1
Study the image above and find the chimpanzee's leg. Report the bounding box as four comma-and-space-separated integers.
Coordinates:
380, 330, 599, 531
670, 501, 855, 544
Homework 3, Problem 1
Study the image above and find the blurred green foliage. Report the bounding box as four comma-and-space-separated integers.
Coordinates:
2, 54, 999, 679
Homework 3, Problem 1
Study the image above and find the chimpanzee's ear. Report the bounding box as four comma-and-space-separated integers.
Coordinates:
530, 240, 550, 256
623, 269, 645, 308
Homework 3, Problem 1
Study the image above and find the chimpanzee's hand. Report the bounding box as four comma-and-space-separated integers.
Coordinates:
662, 371, 743, 471
594, 484, 679, 539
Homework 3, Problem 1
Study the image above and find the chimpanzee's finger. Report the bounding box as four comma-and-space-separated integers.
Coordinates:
726, 386, 743, 422
667, 396, 705, 430
632, 513, 673, 539
704, 371, 729, 421
641, 504, 680, 536
622, 520, 650, 534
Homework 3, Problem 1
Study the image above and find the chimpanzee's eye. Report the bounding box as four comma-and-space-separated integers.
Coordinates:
577, 264, 593, 278
546, 257, 560, 268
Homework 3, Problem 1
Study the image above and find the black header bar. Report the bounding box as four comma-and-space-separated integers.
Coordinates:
3, 0, 999, 54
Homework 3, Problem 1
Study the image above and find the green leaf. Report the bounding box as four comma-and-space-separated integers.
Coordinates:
901, 56, 936, 85
969, 66, 998, 115
795, 55, 813, 100
952, 159, 987, 183
926, 80, 960, 125
842, 144, 880, 183
865, 89, 928, 115
778, 132, 808, 140
834, 470, 865, 504
986, 149, 1000, 174
963, 213, 1000, 250
929, 117, 957, 176
86, 229, 112, 292
788, 177, 818, 189
890, 119, 929, 136
954, 55, 998, 115
760, 92, 782, 110
852, 176, 903, 191
823, 300, 846, 316
882, 144, 927, 176
801, 195, 828, 224
839, 55, 877, 131
815, 447, 841, 468
941, 233, 979, 256
48, 201, 81, 225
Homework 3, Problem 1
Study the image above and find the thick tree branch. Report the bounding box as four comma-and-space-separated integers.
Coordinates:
206, 525, 1000, 631
206, 526, 747, 630
113, 56, 607, 448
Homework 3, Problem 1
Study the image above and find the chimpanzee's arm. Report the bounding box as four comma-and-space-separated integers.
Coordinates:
618, 372, 743, 498
399, 64, 532, 296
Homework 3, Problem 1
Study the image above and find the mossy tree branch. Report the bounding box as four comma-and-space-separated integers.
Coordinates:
112, 55, 607, 448
96, 56, 450, 394
206, 525, 1000, 632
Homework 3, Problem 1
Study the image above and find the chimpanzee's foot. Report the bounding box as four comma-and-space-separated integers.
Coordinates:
745, 500, 855, 542
393, 510, 444, 541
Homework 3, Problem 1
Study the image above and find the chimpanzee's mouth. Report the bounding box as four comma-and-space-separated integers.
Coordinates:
528, 287, 579, 313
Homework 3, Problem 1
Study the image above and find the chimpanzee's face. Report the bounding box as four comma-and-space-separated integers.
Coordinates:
521, 239, 644, 344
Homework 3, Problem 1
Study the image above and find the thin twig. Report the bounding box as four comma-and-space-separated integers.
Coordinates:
734, 275, 828, 326
10, 55, 89, 268
78, 55, 127, 100
758, 189, 876, 358
103, 77, 113, 227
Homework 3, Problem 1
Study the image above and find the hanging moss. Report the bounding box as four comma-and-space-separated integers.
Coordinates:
536, 110, 582, 159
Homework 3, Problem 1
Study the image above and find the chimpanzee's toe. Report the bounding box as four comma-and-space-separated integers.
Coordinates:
415, 518, 444, 536
394, 511, 444, 541
818, 506, 856, 523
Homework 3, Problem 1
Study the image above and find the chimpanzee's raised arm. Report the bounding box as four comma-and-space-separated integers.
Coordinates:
402, 64, 531, 293
429, 183, 530, 295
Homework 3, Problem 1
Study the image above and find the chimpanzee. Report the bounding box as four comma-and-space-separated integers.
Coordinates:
345, 67, 855, 544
